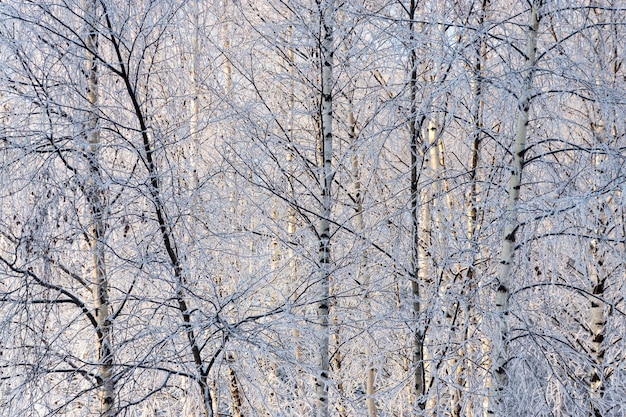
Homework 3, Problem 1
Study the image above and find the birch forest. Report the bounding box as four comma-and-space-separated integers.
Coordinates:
1, 0, 626, 416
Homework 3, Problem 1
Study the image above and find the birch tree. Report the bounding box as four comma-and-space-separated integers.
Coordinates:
83, 1, 115, 414
315, 2, 334, 414
583, 4, 624, 413
0, 2, 122, 414
0, 2, 241, 415
489, 1, 540, 413
1, 1, 626, 416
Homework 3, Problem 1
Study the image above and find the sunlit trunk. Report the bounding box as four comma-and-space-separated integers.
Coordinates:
84, 2, 114, 415
489, 2, 540, 415
314, 1, 334, 416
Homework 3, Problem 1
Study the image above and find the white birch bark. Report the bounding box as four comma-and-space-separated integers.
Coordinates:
406, 3, 445, 411
421, 120, 440, 414
84, 2, 114, 414
588, 90, 609, 417
407, 0, 426, 408
348, 109, 376, 417
466, 0, 489, 248
587, 4, 617, 410
189, 0, 202, 189
453, 4, 489, 416
221, 0, 233, 93
224, 353, 243, 417
588, 232, 606, 417
489, 2, 540, 415
315, 1, 334, 416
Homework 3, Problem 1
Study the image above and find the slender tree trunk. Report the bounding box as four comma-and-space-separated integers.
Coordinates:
586, 4, 617, 412
421, 120, 440, 414
84, 3, 115, 415
315, 1, 334, 416
189, 0, 202, 190
221, 4, 245, 412
452, 4, 489, 415
348, 107, 376, 417
466, 0, 488, 248
588, 231, 606, 417
189, 6, 219, 413
489, 2, 540, 415
97, 5, 216, 414
221, 0, 233, 94
408, 0, 426, 409
274, 23, 305, 413
224, 353, 243, 417
588, 82, 608, 417
331, 315, 347, 417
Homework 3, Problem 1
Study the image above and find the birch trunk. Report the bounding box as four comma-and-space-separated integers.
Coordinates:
421, 120, 440, 413
221, 0, 233, 93
225, 353, 243, 417
348, 109, 376, 417
489, 2, 540, 415
189, 0, 202, 192
588, 89, 609, 417
315, 1, 334, 416
588, 231, 606, 417
453, 3, 489, 415
285, 27, 303, 367
84, 2, 115, 415
220, 5, 246, 412
586, 4, 617, 411
407, 0, 426, 409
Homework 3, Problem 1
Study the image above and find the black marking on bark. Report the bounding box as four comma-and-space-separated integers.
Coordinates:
505, 225, 519, 242
593, 282, 604, 294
